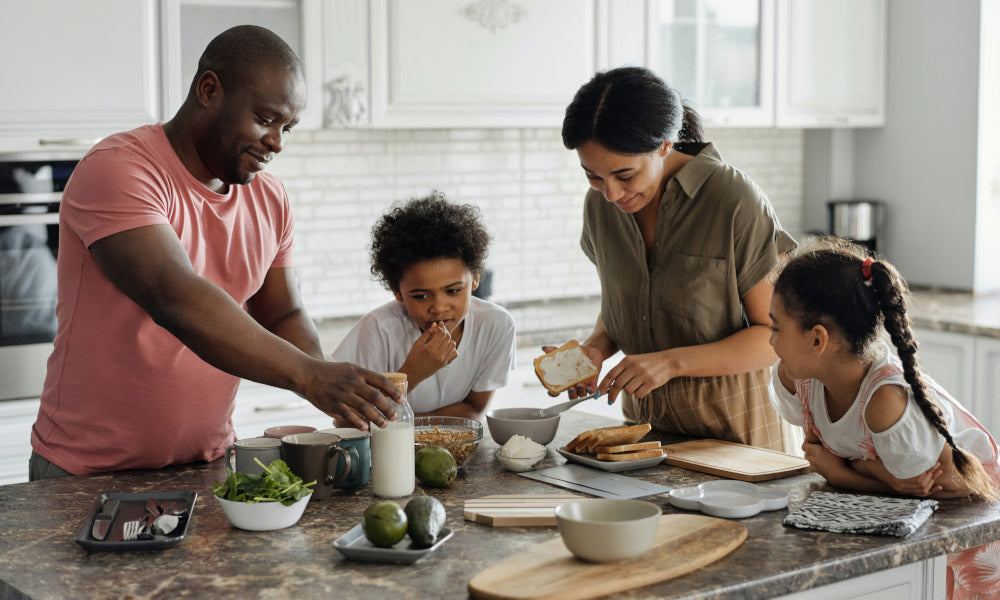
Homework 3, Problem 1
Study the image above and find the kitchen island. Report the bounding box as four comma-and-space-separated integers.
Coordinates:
2, 411, 998, 600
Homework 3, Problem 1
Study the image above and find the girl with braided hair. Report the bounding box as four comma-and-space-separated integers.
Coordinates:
768, 239, 1000, 599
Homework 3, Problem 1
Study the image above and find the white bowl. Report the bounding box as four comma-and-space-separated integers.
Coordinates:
216, 493, 311, 531
496, 448, 546, 472
485, 408, 560, 445
555, 499, 661, 562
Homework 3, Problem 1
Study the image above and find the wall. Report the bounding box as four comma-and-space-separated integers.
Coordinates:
977, 1, 1000, 292
268, 127, 804, 320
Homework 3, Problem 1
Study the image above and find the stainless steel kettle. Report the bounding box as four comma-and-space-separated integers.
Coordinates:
826, 200, 884, 251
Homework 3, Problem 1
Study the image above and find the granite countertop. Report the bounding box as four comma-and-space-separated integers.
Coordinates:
908, 289, 1000, 338
2, 412, 999, 600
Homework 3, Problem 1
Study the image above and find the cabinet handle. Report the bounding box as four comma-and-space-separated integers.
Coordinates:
38, 137, 101, 147
254, 401, 310, 412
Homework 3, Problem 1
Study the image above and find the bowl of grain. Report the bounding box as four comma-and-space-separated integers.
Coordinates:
414, 416, 483, 466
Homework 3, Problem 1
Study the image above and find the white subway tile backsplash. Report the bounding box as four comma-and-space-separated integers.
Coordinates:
276, 127, 803, 320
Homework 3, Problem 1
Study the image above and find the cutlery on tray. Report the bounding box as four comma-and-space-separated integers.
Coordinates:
91, 498, 120, 541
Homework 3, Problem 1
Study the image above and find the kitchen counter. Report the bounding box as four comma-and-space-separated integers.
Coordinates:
2, 411, 999, 600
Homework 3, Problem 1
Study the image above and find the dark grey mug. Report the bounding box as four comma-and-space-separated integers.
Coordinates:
321, 428, 371, 489
225, 437, 283, 475
280, 432, 352, 499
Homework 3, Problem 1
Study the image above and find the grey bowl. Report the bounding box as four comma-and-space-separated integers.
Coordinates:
485, 408, 561, 446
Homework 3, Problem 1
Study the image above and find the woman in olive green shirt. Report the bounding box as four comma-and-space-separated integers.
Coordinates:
560, 66, 797, 450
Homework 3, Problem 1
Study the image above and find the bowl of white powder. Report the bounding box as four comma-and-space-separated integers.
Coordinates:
496, 435, 547, 471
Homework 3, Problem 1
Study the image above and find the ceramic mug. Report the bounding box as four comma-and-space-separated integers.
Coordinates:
225, 437, 283, 475
320, 427, 371, 489
281, 432, 352, 500
263, 424, 317, 439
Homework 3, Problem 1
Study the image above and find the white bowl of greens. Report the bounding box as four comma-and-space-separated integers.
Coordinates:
213, 458, 315, 531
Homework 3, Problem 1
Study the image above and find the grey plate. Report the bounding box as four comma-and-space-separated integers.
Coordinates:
557, 447, 665, 472
75, 490, 197, 553
332, 524, 454, 564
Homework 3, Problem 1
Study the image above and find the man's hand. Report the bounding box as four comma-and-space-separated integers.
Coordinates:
541, 344, 604, 399
401, 323, 458, 385
304, 363, 401, 431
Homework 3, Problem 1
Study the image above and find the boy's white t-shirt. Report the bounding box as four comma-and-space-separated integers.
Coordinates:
769, 344, 996, 479
330, 297, 516, 413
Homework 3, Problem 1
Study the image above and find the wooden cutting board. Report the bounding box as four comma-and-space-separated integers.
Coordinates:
468, 514, 747, 600
662, 439, 812, 482
464, 494, 583, 527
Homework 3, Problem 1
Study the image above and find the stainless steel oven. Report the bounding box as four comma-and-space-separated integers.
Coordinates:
0, 151, 82, 401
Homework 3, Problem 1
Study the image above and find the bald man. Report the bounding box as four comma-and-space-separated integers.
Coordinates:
30, 25, 400, 479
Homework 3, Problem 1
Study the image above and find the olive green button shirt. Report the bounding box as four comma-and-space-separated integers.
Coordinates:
581, 142, 796, 354
580, 142, 797, 448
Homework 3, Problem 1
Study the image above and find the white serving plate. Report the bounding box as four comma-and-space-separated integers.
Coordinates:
667, 480, 789, 519
556, 447, 665, 473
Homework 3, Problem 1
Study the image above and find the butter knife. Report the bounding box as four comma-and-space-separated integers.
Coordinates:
91, 498, 120, 541
536, 392, 599, 419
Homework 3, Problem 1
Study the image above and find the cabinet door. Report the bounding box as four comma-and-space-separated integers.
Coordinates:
914, 328, 975, 410
0, 0, 159, 142
368, 0, 599, 128
775, 0, 886, 127
974, 337, 1000, 438
160, 0, 323, 130
646, 0, 776, 127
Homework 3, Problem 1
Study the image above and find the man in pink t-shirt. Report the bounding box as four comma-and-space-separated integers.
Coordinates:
30, 26, 402, 478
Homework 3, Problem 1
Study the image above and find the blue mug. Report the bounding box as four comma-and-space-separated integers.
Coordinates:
322, 428, 371, 489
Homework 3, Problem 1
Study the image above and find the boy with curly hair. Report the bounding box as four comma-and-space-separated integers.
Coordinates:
331, 192, 516, 419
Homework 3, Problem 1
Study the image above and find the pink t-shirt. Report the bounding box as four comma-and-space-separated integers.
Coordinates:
31, 124, 294, 474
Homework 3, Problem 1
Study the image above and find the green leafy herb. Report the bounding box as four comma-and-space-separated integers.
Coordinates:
213, 458, 315, 506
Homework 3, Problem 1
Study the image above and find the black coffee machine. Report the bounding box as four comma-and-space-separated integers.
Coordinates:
826, 200, 884, 255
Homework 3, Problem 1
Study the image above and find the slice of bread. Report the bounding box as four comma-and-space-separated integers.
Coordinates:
534, 340, 599, 395
564, 430, 595, 453
581, 423, 652, 453
596, 449, 664, 462
591, 441, 661, 454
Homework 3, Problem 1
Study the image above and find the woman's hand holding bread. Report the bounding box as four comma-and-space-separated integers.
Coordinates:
536, 340, 602, 399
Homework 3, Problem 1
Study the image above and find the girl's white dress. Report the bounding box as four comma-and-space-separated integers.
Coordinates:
770, 343, 1000, 600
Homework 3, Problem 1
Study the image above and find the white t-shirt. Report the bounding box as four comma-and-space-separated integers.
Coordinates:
770, 344, 995, 479
331, 297, 516, 413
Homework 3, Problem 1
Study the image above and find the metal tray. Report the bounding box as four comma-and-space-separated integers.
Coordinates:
75, 490, 197, 553
332, 524, 453, 564
557, 447, 665, 472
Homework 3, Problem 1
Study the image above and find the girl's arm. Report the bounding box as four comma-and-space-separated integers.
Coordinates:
597, 277, 778, 403
416, 390, 492, 420
802, 437, 899, 494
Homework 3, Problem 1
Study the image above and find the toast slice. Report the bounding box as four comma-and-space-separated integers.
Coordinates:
564, 430, 595, 453
596, 449, 665, 462
533, 340, 599, 395
581, 423, 652, 453
591, 441, 661, 454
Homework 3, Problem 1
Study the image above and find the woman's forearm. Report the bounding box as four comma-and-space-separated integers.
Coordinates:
659, 324, 777, 379
582, 315, 619, 362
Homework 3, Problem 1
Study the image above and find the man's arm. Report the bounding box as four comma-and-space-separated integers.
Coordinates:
89, 223, 399, 429
417, 390, 493, 420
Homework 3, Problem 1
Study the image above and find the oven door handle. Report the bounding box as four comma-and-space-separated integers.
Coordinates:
0, 213, 59, 226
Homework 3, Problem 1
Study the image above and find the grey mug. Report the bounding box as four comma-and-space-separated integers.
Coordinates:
225, 437, 283, 475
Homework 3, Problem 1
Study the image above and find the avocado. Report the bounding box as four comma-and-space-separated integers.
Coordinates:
405, 496, 446, 548
415, 445, 458, 488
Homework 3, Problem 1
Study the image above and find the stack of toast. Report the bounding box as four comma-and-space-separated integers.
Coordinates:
564, 423, 663, 462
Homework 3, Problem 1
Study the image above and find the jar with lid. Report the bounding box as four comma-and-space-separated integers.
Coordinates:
370, 372, 414, 497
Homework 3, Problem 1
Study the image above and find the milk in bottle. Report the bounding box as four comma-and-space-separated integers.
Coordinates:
371, 372, 414, 497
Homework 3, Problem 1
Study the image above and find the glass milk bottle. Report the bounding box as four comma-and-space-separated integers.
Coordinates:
371, 372, 415, 497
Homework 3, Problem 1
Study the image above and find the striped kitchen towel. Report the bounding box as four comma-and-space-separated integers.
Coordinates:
783, 491, 939, 537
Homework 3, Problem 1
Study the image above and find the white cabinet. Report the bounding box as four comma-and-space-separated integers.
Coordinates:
0, 398, 40, 486
645, 0, 776, 127
974, 337, 1000, 440
914, 329, 976, 407
775, 0, 886, 127
160, 0, 324, 130
775, 556, 946, 600
916, 328, 1000, 438
0, 0, 159, 145
325, 0, 603, 128
640, 0, 885, 128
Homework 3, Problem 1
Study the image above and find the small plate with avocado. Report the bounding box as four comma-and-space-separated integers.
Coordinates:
333, 525, 454, 564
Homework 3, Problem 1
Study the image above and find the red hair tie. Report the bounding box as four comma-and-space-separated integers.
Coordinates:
861, 257, 874, 281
